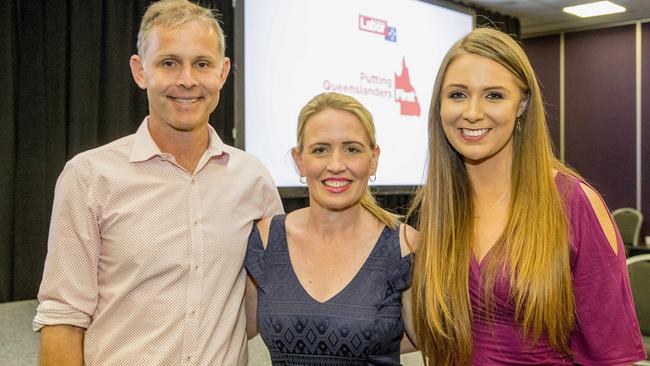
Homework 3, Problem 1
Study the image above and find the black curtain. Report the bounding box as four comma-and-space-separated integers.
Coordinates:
0, 0, 517, 303
0, 0, 232, 302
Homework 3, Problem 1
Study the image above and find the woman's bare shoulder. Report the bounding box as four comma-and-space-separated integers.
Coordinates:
399, 223, 419, 257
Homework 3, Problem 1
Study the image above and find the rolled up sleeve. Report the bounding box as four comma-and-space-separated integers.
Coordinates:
33, 161, 100, 331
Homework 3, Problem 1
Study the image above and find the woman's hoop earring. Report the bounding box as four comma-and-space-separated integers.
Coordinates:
516, 117, 522, 133
299, 176, 306, 184
369, 175, 376, 182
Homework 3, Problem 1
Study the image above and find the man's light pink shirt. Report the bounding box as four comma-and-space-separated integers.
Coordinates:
34, 118, 283, 365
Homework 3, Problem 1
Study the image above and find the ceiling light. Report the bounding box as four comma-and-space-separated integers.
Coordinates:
563, 1, 626, 18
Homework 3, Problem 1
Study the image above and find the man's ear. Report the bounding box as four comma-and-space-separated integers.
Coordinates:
517, 95, 529, 117
130, 55, 147, 90
291, 147, 305, 177
219, 57, 231, 84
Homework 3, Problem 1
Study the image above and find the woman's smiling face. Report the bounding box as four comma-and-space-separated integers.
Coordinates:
440, 53, 526, 165
293, 108, 379, 212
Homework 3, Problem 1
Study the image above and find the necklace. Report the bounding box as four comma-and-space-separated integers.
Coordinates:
475, 190, 509, 219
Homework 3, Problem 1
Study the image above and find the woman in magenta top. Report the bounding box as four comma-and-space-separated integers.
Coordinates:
408, 27, 646, 365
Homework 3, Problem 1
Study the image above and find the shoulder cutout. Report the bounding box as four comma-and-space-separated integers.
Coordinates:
399, 223, 419, 257
579, 182, 618, 255
255, 217, 273, 250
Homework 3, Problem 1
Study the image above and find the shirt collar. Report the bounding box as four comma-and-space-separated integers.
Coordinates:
129, 117, 228, 163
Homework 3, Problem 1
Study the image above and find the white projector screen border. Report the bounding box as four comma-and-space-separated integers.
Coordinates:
234, 0, 474, 197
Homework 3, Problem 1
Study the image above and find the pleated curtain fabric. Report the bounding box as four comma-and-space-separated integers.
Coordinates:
0, 0, 231, 302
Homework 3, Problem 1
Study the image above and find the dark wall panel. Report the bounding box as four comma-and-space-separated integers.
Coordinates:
642, 23, 650, 239
523, 35, 561, 156
564, 25, 636, 211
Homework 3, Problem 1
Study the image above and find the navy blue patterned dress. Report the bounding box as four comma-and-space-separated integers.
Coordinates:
245, 215, 412, 366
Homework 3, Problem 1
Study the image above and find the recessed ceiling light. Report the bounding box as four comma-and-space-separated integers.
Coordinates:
563, 1, 626, 18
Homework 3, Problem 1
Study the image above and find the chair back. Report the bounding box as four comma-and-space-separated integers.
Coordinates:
612, 208, 643, 246
627, 254, 650, 336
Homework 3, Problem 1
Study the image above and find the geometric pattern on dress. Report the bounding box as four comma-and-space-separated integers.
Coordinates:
245, 215, 413, 365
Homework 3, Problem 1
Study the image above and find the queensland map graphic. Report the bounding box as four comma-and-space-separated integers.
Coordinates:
394, 57, 421, 116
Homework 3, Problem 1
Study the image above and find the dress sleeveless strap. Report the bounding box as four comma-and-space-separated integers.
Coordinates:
244, 220, 266, 291
264, 214, 288, 253
244, 214, 287, 291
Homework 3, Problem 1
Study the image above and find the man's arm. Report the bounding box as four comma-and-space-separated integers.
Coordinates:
35, 162, 99, 363
40, 324, 84, 366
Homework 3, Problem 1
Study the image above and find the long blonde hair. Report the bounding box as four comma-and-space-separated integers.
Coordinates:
296, 92, 399, 229
409, 28, 579, 365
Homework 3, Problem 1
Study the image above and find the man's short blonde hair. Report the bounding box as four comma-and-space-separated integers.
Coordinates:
137, 0, 226, 59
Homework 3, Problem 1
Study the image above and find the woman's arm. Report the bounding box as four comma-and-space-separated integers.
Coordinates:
245, 275, 259, 339
244, 218, 272, 339
579, 182, 618, 254
401, 287, 417, 353
399, 223, 419, 352
568, 181, 646, 364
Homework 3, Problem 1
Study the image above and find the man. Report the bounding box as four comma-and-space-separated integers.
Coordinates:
33, 1, 283, 364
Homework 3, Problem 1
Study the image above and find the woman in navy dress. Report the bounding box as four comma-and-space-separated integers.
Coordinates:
244, 92, 418, 365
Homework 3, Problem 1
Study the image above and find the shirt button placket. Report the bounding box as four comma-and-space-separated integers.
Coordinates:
183, 174, 203, 362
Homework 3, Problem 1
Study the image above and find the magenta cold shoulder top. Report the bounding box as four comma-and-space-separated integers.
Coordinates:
470, 173, 646, 365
